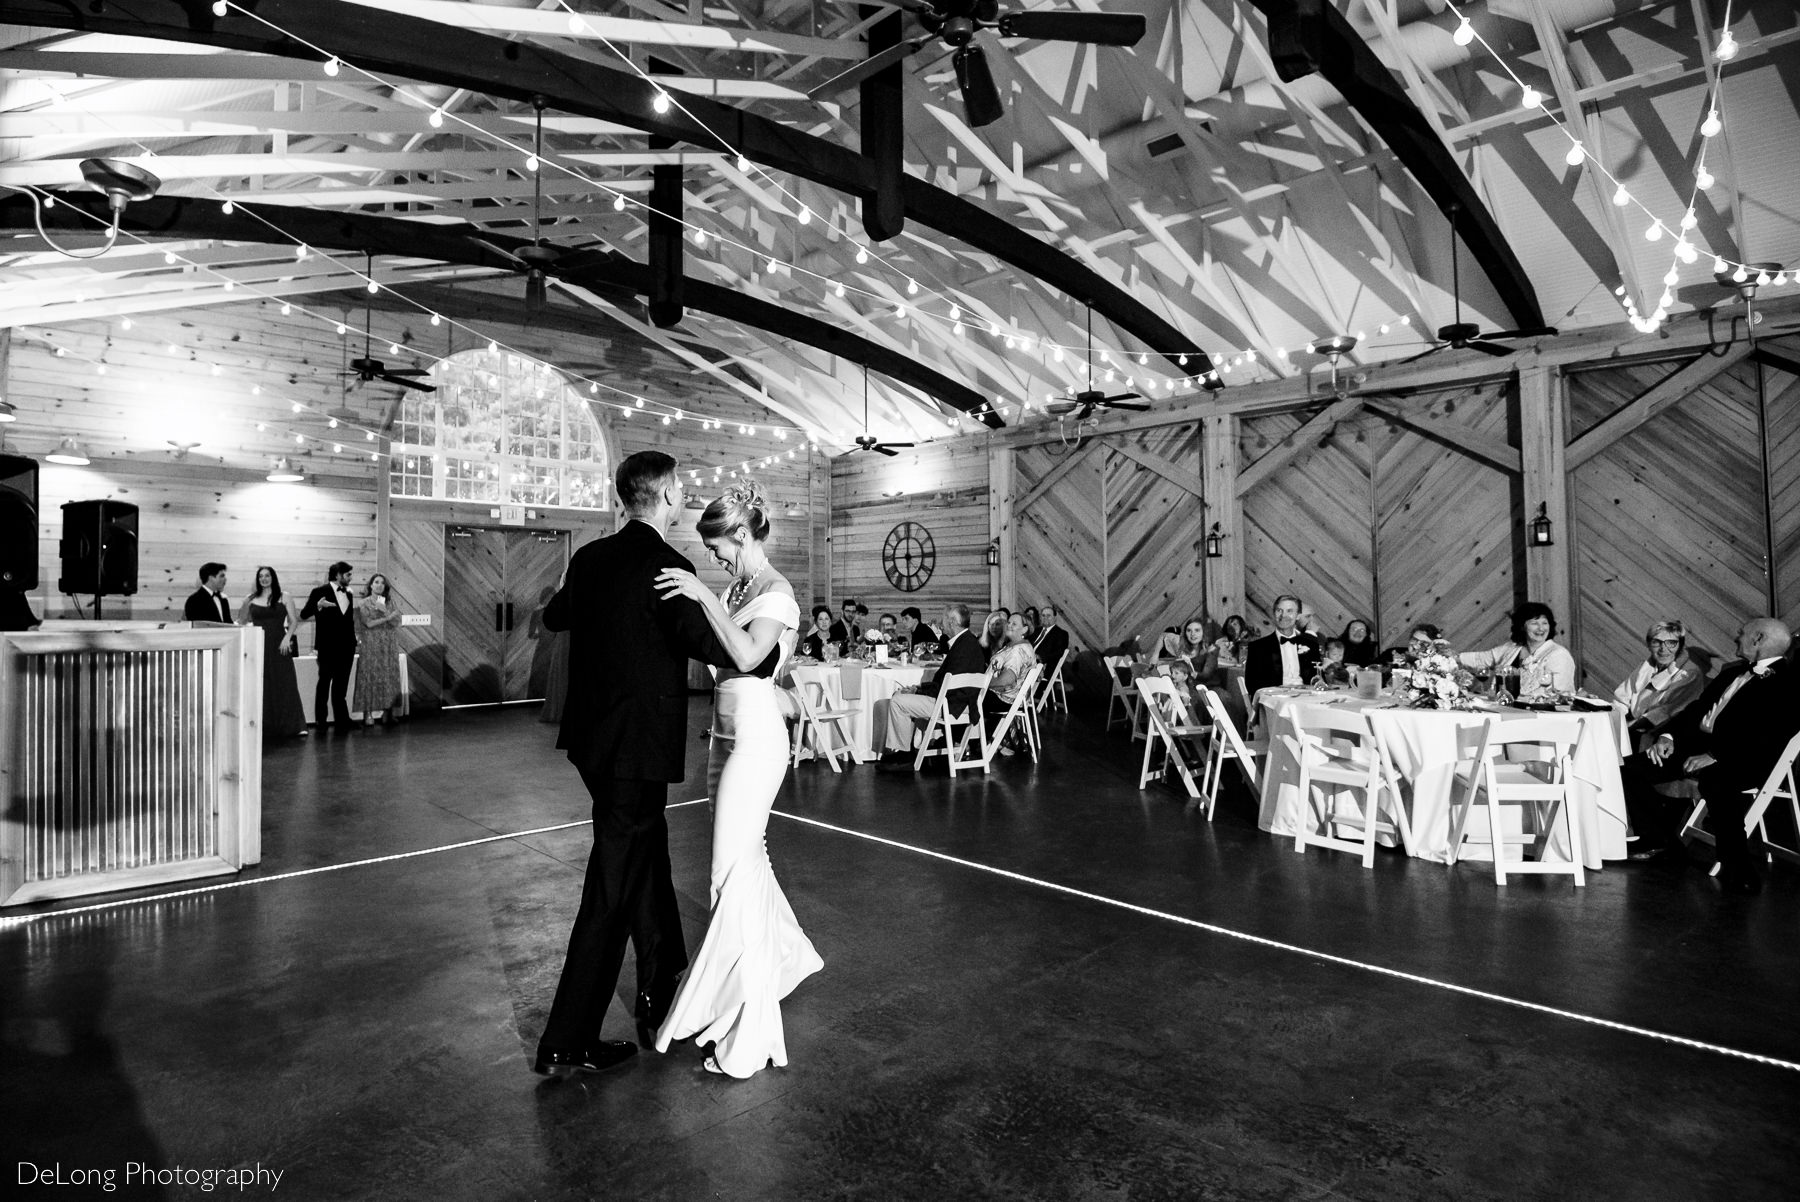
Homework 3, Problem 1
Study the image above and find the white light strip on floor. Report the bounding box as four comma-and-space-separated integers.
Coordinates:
0, 800, 710, 929
770, 809, 1800, 1076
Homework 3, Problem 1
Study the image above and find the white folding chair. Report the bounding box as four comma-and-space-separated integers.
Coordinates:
1033, 648, 1070, 714
1136, 677, 1214, 815
954, 664, 1042, 773
1198, 684, 1266, 809
790, 677, 859, 773
1104, 655, 1139, 732
914, 672, 991, 776
1291, 709, 1413, 868
1678, 728, 1800, 876
1447, 716, 1585, 886
1233, 672, 1255, 734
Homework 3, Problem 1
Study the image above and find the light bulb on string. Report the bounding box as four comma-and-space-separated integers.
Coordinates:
1611, 183, 1630, 206
1701, 110, 1721, 137
613, 194, 626, 211
323, 57, 340, 77
906, 278, 918, 295
1732, 265, 1748, 282
1565, 142, 1586, 166
1697, 166, 1715, 189
121, 317, 132, 329
294, 244, 308, 260
1714, 255, 1729, 273
1644, 221, 1663, 241
1680, 209, 1697, 231
1453, 16, 1474, 46
212, 0, 228, 15
164, 250, 179, 264
855, 247, 868, 265
735, 154, 750, 172
1757, 270, 1772, 286
948, 304, 960, 320
693, 229, 707, 246
526, 154, 538, 172
834, 282, 845, 298
1520, 85, 1543, 110
1676, 240, 1698, 264
1717, 31, 1739, 60
652, 91, 670, 115
366, 278, 379, 294
336, 323, 348, 335
1663, 267, 1680, 286
428, 108, 444, 128
798, 206, 811, 225
430, 313, 440, 326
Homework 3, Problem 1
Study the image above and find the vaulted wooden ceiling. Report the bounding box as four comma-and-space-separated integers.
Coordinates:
3, 0, 1797, 450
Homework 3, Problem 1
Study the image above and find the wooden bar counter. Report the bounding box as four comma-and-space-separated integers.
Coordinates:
0, 622, 263, 906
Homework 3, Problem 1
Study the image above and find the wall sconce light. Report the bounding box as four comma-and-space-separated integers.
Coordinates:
1204, 522, 1224, 558
266, 457, 305, 483
1529, 502, 1555, 546
46, 437, 91, 465
986, 539, 1000, 568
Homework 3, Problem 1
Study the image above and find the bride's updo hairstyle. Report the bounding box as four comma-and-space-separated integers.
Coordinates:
698, 480, 772, 543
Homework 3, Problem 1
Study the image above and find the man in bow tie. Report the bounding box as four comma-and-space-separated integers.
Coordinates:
1244, 594, 1319, 697
1621, 617, 1799, 893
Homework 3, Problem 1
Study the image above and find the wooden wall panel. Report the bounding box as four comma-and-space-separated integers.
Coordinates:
1372, 383, 1521, 654
1105, 422, 1208, 650
1015, 441, 1107, 650
1572, 357, 1772, 690
829, 439, 990, 620
1763, 350, 1800, 631
1240, 408, 1377, 637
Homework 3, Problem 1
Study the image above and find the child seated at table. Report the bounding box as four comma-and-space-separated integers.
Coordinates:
1314, 638, 1352, 687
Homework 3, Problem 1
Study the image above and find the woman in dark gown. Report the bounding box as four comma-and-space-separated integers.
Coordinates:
237, 565, 307, 739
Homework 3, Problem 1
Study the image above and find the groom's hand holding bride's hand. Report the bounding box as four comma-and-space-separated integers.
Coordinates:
655, 567, 706, 603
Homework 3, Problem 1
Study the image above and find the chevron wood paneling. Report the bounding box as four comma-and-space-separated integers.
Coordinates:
1571, 357, 1773, 690
1016, 440, 1107, 651
1763, 351, 1800, 631
1240, 406, 1376, 638
1105, 422, 1209, 649
1373, 382, 1521, 654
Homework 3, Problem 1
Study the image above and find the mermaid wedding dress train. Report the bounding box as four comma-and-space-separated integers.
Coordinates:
655, 590, 822, 1078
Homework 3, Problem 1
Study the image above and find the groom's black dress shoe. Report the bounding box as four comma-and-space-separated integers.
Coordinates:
635, 989, 674, 1048
532, 1040, 637, 1077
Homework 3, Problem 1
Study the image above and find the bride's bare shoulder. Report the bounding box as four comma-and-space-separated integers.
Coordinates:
754, 572, 794, 600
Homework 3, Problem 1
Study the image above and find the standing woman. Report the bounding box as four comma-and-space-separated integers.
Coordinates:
237, 566, 307, 739
652, 482, 822, 1079
355, 573, 405, 726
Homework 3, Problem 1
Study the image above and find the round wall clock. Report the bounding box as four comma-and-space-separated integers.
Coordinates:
882, 521, 936, 593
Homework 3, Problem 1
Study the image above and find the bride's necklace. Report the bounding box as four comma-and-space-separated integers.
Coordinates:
726, 558, 767, 610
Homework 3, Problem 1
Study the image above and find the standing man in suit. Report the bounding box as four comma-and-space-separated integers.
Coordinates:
876, 603, 987, 766
1243, 594, 1318, 697
183, 562, 231, 624
300, 561, 357, 732
534, 451, 736, 1077
1034, 603, 1070, 673
1621, 618, 1799, 894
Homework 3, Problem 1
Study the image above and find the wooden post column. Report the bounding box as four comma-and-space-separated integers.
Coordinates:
990, 442, 1014, 609
1202, 413, 1244, 621
1519, 364, 1573, 626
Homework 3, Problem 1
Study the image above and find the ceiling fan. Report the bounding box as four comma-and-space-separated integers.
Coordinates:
808, 2, 1147, 128
1399, 203, 1557, 363
1044, 306, 1149, 421
851, 366, 914, 456
344, 254, 436, 393
472, 97, 560, 315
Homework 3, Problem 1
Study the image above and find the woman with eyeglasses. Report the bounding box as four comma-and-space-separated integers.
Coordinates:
1458, 602, 1580, 696
1612, 620, 1710, 750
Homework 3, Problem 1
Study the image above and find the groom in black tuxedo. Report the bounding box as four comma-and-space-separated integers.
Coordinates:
534, 451, 736, 1077
1243, 593, 1318, 697
299, 561, 356, 731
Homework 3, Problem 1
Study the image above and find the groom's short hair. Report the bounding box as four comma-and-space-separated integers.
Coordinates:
616, 451, 678, 514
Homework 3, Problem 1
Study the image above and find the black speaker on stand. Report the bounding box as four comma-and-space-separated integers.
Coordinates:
0, 453, 38, 591
59, 499, 139, 619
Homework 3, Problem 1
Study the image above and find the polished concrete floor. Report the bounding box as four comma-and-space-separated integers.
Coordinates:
4, 702, 1798, 1201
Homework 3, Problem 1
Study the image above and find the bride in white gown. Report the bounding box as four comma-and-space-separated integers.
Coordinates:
652, 482, 822, 1078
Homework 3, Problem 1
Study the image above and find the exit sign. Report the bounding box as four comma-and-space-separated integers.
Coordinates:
401, 613, 431, 627
500, 504, 525, 525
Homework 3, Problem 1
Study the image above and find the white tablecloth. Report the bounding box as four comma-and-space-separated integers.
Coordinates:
1256, 689, 1631, 867
786, 662, 927, 761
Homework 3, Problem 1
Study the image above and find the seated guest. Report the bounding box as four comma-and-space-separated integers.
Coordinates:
904, 605, 943, 651
1339, 617, 1380, 667
829, 598, 861, 647
183, 561, 232, 623
1033, 603, 1070, 671
1174, 617, 1226, 686
1213, 614, 1253, 668
876, 604, 985, 765
1459, 602, 1578, 695
1023, 606, 1043, 642
1613, 620, 1709, 749
1244, 594, 1318, 696
1315, 638, 1352, 686
981, 612, 1038, 754
979, 611, 1007, 659
799, 605, 837, 659
878, 612, 904, 652
1620, 618, 1799, 893
1384, 623, 1442, 669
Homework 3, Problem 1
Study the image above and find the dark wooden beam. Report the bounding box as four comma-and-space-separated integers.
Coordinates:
1566, 344, 1753, 467
0, 192, 998, 424
0, 0, 1212, 373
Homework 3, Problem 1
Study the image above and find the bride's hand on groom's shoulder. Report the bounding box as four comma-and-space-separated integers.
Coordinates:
654, 567, 705, 603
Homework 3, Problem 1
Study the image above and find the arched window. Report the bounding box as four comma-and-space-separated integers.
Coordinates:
388, 347, 609, 509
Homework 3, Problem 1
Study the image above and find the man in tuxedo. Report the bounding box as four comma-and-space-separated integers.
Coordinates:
183, 562, 231, 624
1034, 603, 1070, 673
299, 561, 356, 731
533, 451, 736, 1077
1621, 617, 1799, 894
876, 603, 987, 766
1243, 594, 1318, 697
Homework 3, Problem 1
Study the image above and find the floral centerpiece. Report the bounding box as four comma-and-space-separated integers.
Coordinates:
1399, 639, 1477, 709
856, 628, 889, 661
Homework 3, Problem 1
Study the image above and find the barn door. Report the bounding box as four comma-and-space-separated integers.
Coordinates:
503, 529, 568, 700
443, 527, 506, 705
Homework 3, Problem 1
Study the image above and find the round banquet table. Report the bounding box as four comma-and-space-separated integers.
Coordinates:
1255, 688, 1632, 867
785, 661, 928, 762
